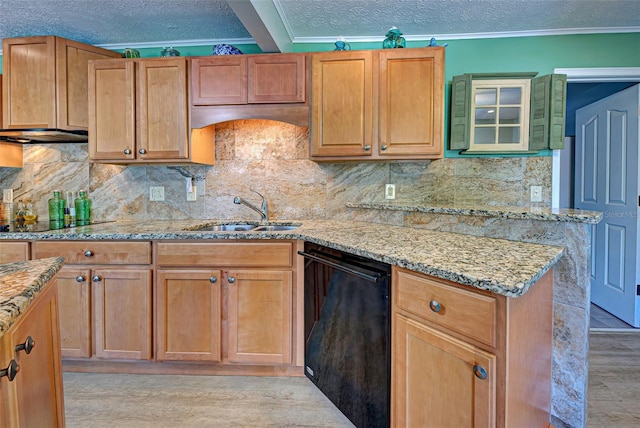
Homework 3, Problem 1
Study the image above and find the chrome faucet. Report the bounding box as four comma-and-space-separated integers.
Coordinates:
233, 190, 268, 221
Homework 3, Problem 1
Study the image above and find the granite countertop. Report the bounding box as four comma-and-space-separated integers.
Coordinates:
347, 201, 603, 223
0, 257, 65, 337
0, 219, 564, 298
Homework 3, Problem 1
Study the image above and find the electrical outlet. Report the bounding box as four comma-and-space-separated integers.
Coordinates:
187, 187, 197, 201
149, 186, 165, 201
530, 186, 542, 202
385, 184, 396, 200
2, 189, 13, 203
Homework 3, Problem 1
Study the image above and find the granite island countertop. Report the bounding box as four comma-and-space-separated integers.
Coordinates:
0, 257, 65, 336
0, 219, 564, 298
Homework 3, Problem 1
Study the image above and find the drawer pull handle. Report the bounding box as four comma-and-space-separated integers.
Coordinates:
15, 336, 35, 354
429, 300, 442, 313
124, 148, 132, 155
363, 145, 371, 151
84, 250, 94, 257
228, 276, 236, 284
76, 275, 86, 283
209, 276, 217, 283
92, 275, 102, 282
0, 360, 19, 381
473, 365, 487, 380
380, 144, 388, 151
139, 148, 147, 154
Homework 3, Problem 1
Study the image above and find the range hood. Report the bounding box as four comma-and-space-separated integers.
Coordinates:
0, 129, 88, 143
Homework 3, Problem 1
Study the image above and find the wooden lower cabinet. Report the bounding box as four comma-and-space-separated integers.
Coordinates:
155, 269, 222, 362
393, 314, 496, 427
392, 267, 553, 428
0, 278, 65, 427
56, 267, 91, 358
227, 269, 292, 365
93, 268, 152, 360
33, 241, 153, 361
155, 241, 300, 370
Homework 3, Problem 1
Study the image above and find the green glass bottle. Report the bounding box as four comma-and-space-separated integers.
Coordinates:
74, 190, 92, 226
48, 190, 65, 229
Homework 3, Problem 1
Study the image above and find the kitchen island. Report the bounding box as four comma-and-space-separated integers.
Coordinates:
0, 257, 65, 427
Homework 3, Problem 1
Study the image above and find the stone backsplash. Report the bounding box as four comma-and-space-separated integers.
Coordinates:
0, 119, 552, 222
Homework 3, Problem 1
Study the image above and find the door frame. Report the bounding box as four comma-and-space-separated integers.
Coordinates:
551, 67, 640, 208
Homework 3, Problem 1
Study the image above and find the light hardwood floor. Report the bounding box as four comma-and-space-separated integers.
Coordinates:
63, 373, 355, 427
63, 330, 640, 427
588, 331, 640, 427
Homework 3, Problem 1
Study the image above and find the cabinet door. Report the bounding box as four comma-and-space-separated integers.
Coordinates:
310, 51, 373, 157
2, 36, 56, 128
56, 266, 91, 358
191, 56, 247, 105
137, 58, 189, 160
248, 54, 306, 103
2, 281, 64, 427
393, 314, 496, 428
227, 269, 292, 364
156, 270, 222, 362
55, 37, 122, 129
88, 59, 136, 161
93, 268, 152, 360
378, 47, 444, 157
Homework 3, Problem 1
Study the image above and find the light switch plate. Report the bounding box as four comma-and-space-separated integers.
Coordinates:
530, 186, 542, 202
2, 189, 13, 203
385, 184, 396, 200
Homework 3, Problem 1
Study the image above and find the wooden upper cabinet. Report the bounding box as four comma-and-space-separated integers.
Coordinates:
310, 50, 374, 157
311, 47, 445, 161
191, 56, 247, 105
88, 57, 214, 164
88, 59, 136, 161
191, 54, 306, 106
1, 36, 120, 129
378, 48, 444, 157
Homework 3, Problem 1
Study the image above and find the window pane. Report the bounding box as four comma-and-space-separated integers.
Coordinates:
475, 88, 496, 106
499, 107, 520, 124
475, 108, 496, 124
498, 127, 520, 144
500, 87, 521, 104
474, 127, 495, 144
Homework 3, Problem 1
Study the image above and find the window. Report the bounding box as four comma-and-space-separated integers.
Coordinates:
470, 79, 530, 152
450, 73, 566, 153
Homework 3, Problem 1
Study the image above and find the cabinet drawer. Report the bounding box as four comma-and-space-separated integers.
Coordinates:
0, 241, 30, 263
395, 268, 497, 347
156, 242, 293, 267
33, 241, 151, 265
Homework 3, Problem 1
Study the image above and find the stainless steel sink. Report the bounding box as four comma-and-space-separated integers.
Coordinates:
199, 223, 258, 232
252, 225, 299, 231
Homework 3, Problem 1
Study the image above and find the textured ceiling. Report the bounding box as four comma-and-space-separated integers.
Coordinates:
0, 0, 638, 54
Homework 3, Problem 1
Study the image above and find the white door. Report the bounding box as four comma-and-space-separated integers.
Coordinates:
574, 84, 640, 327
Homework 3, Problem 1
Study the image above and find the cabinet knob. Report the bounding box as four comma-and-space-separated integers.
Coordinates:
84, 250, 94, 257
429, 300, 442, 313
92, 275, 102, 282
124, 148, 132, 155
15, 336, 35, 355
209, 276, 217, 283
380, 144, 388, 151
76, 275, 86, 283
0, 360, 19, 382
139, 149, 147, 155
473, 365, 488, 380
228, 276, 236, 284
363, 145, 371, 151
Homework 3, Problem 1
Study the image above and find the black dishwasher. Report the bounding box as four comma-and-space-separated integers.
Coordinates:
299, 242, 391, 428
